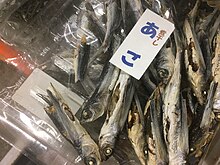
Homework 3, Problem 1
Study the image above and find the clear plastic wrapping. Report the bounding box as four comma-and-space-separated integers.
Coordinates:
0, 99, 78, 165
0, 0, 220, 165
0, 0, 118, 164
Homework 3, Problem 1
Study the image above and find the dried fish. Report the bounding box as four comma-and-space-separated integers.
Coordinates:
151, 0, 161, 15
99, 71, 134, 160
73, 35, 90, 83
127, 0, 143, 21
183, 17, 206, 105
88, 32, 122, 70
142, 71, 157, 94
142, 58, 161, 95
120, 0, 126, 30
76, 65, 120, 123
102, 0, 121, 52
197, 9, 220, 43
197, 9, 220, 82
188, 0, 200, 25
149, 86, 168, 165
127, 94, 148, 165
163, 31, 189, 164
189, 131, 214, 160
200, 81, 218, 129
33, 1, 220, 164
38, 84, 101, 165
85, 1, 106, 43
186, 88, 197, 116
212, 29, 220, 113
147, 136, 156, 165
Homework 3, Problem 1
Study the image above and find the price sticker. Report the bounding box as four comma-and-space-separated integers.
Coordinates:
110, 9, 175, 80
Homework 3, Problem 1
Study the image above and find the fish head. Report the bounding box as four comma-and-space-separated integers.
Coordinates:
99, 142, 114, 161
137, 143, 148, 165
157, 67, 173, 84
82, 143, 101, 165
37, 83, 65, 110
143, 144, 148, 157
37, 89, 61, 114
80, 102, 101, 123
81, 108, 93, 122
46, 89, 63, 109
99, 132, 116, 161
84, 154, 101, 165
43, 84, 75, 117
156, 47, 175, 84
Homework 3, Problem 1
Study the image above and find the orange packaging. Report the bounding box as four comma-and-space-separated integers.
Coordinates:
0, 39, 33, 76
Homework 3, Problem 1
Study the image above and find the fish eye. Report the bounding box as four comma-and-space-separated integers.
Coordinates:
84, 157, 97, 165
82, 109, 92, 119
143, 145, 148, 157
190, 148, 194, 152
203, 90, 207, 96
158, 68, 169, 79
104, 147, 113, 156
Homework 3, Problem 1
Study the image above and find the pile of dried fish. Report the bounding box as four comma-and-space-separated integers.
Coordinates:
38, 0, 220, 164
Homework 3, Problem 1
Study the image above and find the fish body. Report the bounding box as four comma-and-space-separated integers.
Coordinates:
102, 0, 121, 52
149, 86, 169, 165
163, 31, 188, 164
128, 94, 148, 165
38, 85, 101, 165
200, 81, 218, 129
120, 0, 126, 29
197, 10, 220, 82
183, 18, 206, 105
212, 29, 220, 114
85, 2, 106, 43
99, 71, 134, 160
127, 0, 143, 21
142, 71, 157, 94
73, 35, 90, 83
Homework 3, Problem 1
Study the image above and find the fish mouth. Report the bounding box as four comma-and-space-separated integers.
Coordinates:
37, 88, 61, 109
37, 83, 62, 107
100, 144, 114, 160
46, 89, 59, 105
36, 92, 53, 106
84, 156, 97, 165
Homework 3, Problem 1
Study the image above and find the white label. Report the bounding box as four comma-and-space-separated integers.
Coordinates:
12, 68, 84, 124
110, 9, 175, 80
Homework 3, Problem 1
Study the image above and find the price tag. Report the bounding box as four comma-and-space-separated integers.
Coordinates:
110, 9, 175, 80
